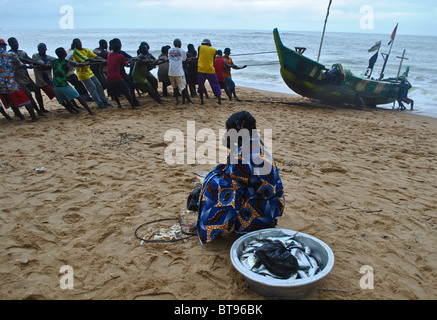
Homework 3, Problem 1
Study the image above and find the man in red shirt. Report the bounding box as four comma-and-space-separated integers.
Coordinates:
214, 50, 232, 101
106, 42, 137, 109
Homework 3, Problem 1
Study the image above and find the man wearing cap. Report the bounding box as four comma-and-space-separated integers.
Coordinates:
0, 39, 39, 121
197, 39, 221, 105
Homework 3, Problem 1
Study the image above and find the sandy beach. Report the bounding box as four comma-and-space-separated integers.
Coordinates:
0, 84, 436, 300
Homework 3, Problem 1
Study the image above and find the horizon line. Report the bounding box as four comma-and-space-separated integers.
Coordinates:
0, 26, 434, 38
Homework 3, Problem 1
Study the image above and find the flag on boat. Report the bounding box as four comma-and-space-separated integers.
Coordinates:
368, 41, 381, 52
388, 23, 398, 45
367, 51, 379, 70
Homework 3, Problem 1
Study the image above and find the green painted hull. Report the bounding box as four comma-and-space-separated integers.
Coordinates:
273, 28, 400, 107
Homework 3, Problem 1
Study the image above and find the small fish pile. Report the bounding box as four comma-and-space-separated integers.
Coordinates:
152, 223, 181, 241
239, 235, 320, 280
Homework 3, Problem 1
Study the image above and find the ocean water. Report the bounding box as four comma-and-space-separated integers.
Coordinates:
2, 28, 437, 118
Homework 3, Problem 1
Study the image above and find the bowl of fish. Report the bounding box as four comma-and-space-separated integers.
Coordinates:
230, 228, 334, 299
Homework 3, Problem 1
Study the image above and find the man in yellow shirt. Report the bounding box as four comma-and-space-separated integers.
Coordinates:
71, 38, 111, 109
197, 39, 221, 105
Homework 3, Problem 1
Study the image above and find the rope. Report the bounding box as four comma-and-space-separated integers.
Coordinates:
230, 49, 291, 57
134, 218, 196, 244
243, 62, 280, 67
229, 50, 289, 67
241, 99, 299, 105
240, 99, 337, 110
231, 50, 277, 57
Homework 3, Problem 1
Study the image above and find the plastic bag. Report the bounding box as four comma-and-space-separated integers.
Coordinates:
255, 240, 299, 278
187, 186, 202, 211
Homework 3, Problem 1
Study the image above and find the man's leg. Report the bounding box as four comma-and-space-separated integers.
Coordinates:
67, 74, 92, 101
197, 73, 208, 105
81, 77, 106, 109
23, 102, 39, 121
124, 78, 140, 106
206, 74, 222, 105
0, 98, 12, 121
30, 82, 49, 113
20, 83, 45, 115
182, 88, 193, 105
62, 100, 78, 113
170, 77, 180, 105
124, 88, 138, 109
90, 76, 110, 106
75, 96, 95, 115
2, 95, 24, 119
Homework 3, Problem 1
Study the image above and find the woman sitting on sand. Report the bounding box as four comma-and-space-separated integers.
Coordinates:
183, 111, 285, 244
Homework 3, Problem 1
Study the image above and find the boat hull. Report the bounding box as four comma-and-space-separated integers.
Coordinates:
273, 28, 399, 107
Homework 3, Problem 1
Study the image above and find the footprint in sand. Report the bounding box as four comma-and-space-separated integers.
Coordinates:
62, 213, 84, 224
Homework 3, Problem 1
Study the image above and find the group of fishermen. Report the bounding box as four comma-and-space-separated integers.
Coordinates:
0, 36, 247, 121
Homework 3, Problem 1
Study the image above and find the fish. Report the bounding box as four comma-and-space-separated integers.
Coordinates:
297, 270, 309, 279
307, 267, 319, 277
307, 255, 319, 269
286, 245, 311, 256
242, 240, 269, 254
240, 253, 261, 270
266, 236, 302, 248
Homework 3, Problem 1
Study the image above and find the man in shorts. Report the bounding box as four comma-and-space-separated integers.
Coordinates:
168, 38, 192, 105
52, 47, 95, 115
0, 39, 39, 121
7, 37, 49, 115
106, 42, 137, 109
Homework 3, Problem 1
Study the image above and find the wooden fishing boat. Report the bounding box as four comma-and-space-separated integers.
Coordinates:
273, 28, 402, 108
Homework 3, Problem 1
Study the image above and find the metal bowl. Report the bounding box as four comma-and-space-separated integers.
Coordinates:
230, 228, 335, 299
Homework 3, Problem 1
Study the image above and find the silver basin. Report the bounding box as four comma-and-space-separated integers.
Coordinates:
230, 228, 335, 299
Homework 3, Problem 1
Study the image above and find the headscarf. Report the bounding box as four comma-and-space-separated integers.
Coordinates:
224, 111, 257, 149
225, 111, 256, 132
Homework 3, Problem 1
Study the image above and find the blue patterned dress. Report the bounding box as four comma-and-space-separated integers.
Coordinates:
196, 133, 285, 244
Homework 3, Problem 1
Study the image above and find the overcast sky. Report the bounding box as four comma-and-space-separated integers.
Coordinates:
1, 0, 436, 36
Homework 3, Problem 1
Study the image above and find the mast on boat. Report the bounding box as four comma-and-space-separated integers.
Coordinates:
317, 0, 333, 63
379, 23, 398, 80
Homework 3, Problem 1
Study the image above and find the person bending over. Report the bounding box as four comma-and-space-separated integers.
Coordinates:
52, 47, 95, 115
